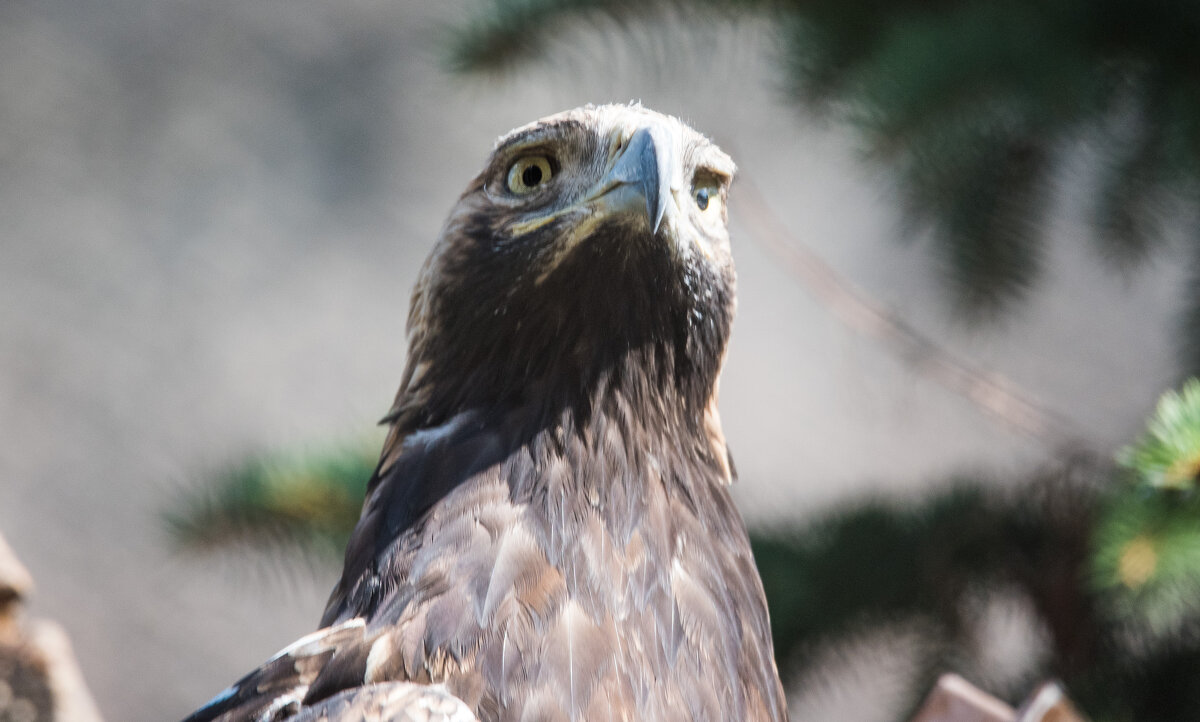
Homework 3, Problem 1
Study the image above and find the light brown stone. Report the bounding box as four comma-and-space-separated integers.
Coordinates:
909, 674, 1016, 722
1016, 681, 1088, 722
0, 531, 103, 722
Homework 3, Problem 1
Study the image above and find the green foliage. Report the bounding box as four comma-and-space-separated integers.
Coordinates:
1092, 486, 1200, 643
166, 442, 375, 559
755, 465, 1108, 697
753, 485, 1002, 668
1090, 379, 1200, 650
1118, 378, 1200, 491
450, 0, 1200, 366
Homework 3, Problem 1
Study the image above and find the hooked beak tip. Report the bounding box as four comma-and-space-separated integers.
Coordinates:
652, 196, 667, 235
607, 126, 670, 234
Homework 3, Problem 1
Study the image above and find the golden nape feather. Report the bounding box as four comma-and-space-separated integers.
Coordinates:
185, 104, 787, 722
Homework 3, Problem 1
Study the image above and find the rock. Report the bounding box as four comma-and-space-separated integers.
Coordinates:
909, 674, 1090, 722
1015, 681, 1087, 722
0, 533, 33, 628
0, 531, 103, 722
909, 674, 1016, 722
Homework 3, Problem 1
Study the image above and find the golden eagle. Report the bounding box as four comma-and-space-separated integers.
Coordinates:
185, 104, 787, 722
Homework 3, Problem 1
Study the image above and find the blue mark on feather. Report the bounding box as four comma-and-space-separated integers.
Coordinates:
197, 683, 238, 711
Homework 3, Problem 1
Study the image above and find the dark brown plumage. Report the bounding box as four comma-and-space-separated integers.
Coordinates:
185, 104, 787, 722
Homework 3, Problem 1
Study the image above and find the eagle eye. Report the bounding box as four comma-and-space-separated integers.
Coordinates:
692, 174, 722, 213
506, 155, 554, 195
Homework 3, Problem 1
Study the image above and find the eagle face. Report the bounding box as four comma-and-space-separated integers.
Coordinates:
186, 105, 787, 722
401, 104, 738, 427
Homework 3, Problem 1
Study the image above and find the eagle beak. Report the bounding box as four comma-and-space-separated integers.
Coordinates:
600, 126, 672, 234
521, 124, 680, 282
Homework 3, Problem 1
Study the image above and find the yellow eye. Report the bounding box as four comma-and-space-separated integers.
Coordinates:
506, 155, 554, 195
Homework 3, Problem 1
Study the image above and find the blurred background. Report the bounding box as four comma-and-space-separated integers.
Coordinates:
2, 0, 1199, 720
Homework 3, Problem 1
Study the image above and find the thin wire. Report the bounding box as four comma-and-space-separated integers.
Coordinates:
734, 172, 1092, 448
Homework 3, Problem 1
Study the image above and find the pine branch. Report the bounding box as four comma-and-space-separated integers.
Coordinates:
1091, 379, 1200, 652
1090, 83, 1173, 269
900, 132, 1051, 318
166, 443, 375, 559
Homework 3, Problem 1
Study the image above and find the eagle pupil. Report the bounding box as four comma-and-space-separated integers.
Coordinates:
695, 188, 710, 210
522, 165, 543, 188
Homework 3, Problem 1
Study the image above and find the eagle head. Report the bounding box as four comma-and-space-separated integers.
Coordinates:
395, 104, 738, 429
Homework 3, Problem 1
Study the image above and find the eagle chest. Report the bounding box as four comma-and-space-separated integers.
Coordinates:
385, 441, 752, 722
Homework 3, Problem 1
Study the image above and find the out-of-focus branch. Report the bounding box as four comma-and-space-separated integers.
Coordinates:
735, 173, 1090, 447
